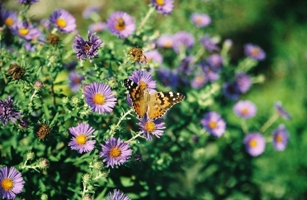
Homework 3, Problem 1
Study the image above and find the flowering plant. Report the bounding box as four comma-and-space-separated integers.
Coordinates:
0, 0, 295, 199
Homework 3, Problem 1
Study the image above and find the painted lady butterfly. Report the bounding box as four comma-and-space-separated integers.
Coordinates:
124, 78, 185, 120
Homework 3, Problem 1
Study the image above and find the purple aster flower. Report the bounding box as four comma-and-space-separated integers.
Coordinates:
272, 124, 289, 151
0, 96, 21, 126
84, 82, 117, 114
0, 166, 24, 199
191, 70, 208, 89
68, 71, 85, 92
243, 133, 266, 157
244, 43, 266, 61
200, 34, 220, 52
156, 34, 174, 48
39, 18, 51, 30
223, 82, 241, 100
207, 54, 223, 72
202, 65, 219, 82
64, 61, 77, 71
274, 102, 291, 120
190, 13, 211, 27
105, 189, 130, 200
151, 0, 174, 15
235, 73, 251, 93
82, 5, 100, 19
49, 9, 76, 33
128, 70, 156, 93
172, 31, 195, 53
144, 50, 163, 64
1, 10, 18, 29
157, 68, 179, 88
89, 22, 107, 33
73, 31, 103, 62
178, 56, 194, 75
68, 123, 96, 154
233, 100, 257, 119
137, 115, 166, 141
23, 42, 36, 52
18, 0, 39, 4
201, 112, 226, 137
12, 21, 40, 40
99, 137, 132, 168
107, 11, 135, 39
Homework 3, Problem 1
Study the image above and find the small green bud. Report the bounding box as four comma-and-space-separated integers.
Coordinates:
26, 151, 35, 160
82, 173, 91, 183
40, 193, 48, 200
38, 158, 49, 169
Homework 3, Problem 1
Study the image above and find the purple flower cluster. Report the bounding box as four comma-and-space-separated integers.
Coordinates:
73, 31, 103, 62
107, 11, 135, 39
244, 43, 266, 61
151, 0, 174, 15
244, 133, 266, 157
223, 73, 252, 100
0, 96, 21, 126
201, 112, 226, 137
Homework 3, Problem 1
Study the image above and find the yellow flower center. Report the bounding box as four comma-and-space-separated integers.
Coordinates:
5, 18, 14, 27
195, 17, 202, 24
249, 139, 257, 147
208, 121, 217, 129
56, 18, 67, 28
156, 0, 165, 6
1, 178, 14, 191
275, 134, 283, 143
76, 134, 87, 145
139, 81, 147, 90
145, 121, 156, 132
164, 41, 172, 48
109, 147, 121, 158
115, 17, 126, 31
93, 93, 105, 105
18, 28, 29, 36
241, 108, 249, 115
251, 48, 260, 56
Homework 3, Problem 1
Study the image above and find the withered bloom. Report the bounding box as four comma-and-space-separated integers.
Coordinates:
47, 33, 60, 45
128, 47, 147, 63
8, 64, 25, 80
36, 124, 51, 139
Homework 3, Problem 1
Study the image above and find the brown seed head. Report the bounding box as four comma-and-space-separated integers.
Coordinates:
8, 64, 25, 80
36, 124, 51, 139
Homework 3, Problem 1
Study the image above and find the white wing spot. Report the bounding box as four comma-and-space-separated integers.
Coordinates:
160, 93, 164, 97
169, 92, 174, 97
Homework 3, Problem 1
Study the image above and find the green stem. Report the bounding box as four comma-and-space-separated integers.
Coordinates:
126, 132, 143, 143
110, 109, 134, 137
259, 113, 279, 133
0, 64, 7, 84
241, 119, 248, 134
138, 7, 155, 31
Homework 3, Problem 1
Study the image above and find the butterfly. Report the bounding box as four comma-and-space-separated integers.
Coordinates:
124, 78, 185, 120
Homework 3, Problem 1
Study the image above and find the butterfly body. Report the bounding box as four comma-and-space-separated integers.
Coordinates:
124, 78, 185, 120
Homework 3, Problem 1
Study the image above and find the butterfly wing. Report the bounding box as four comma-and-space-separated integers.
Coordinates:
147, 91, 185, 120
124, 79, 147, 118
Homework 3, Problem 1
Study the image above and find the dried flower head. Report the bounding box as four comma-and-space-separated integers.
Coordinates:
36, 124, 51, 139
128, 47, 147, 63
8, 64, 25, 80
47, 33, 60, 45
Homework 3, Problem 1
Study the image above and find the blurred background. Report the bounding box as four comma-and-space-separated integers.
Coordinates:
3, 0, 307, 199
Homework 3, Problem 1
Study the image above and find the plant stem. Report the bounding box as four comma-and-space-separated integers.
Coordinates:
110, 109, 134, 137
259, 113, 279, 133
126, 132, 143, 143
241, 119, 248, 134
138, 7, 155, 31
